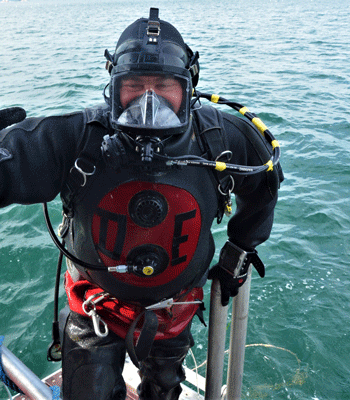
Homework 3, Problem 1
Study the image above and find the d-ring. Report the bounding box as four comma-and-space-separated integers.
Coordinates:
218, 175, 234, 196
72, 158, 96, 187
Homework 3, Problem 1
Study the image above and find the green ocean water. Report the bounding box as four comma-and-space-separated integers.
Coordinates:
0, 0, 350, 398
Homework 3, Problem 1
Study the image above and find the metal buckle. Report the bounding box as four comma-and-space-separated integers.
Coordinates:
147, 20, 161, 37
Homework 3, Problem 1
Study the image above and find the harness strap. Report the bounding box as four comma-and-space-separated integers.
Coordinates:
61, 121, 109, 215
125, 310, 159, 368
193, 105, 229, 159
193, 106, 231, 223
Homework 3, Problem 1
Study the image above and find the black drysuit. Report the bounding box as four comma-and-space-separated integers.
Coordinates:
0, 103, 282, 399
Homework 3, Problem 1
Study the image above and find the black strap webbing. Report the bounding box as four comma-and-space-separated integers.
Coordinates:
193, 106, 230, 223
125, 310, 159, 368
61, 122, 107, 214
193, 105, 229, 160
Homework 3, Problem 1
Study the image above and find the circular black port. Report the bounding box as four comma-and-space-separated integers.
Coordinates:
129, 190, 168, 227
127, 244, 169, 277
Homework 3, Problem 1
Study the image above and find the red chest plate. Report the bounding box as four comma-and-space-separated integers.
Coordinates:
91, 181, 202, 287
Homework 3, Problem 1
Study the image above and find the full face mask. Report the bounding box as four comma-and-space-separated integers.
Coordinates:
111, 72, 191, 137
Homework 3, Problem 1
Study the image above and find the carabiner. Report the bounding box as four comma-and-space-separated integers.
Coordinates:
218, 175, 234, 217
82, 293, 109, 338
90, 309, 109, 338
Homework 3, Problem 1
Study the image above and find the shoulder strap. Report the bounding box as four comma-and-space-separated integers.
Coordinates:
193, 105, 229, 159
193, 106, 232, 223
61, 108, 111, 215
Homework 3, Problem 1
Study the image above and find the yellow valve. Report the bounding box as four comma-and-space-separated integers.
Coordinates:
142, 266, 154, 276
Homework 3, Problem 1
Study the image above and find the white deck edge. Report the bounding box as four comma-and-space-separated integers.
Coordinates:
123, 357, 205, 399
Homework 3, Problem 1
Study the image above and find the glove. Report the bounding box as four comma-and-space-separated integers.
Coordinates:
208, 263, 248, 306
0, 107, 26, 130
208, 241, 265, 307
101, 133, 128, 170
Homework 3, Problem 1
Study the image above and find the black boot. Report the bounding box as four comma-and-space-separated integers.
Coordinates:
138, 378, 182, 400
138, 345, 189, 400
137, 324, 194, 400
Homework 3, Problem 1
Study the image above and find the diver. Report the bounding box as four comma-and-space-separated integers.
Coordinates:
0, 8, 283, 400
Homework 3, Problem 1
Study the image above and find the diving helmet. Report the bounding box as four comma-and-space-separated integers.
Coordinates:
105, 8, 200, 138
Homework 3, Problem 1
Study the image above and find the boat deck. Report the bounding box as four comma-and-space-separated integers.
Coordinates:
13, 357, 204, 399
13, 369, 138, 400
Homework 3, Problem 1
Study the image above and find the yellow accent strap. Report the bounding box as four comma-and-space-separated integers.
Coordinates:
271, 139, 280, 149
265, 160, 274, 171
215, 162, 227, 171
239, 106, 249, 115
252, 117, 268, 136
211, 94, 220, 103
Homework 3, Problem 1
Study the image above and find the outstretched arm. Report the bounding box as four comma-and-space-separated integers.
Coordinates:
0, 111, 87, 207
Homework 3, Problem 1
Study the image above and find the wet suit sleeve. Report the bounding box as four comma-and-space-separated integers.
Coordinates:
0, 111, 87, 207
222, 113, 283, 251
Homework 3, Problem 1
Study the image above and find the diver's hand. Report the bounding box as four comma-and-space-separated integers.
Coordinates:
0, 107, 26, 130
208, 241, 265, 306
208, 264, 247, 306
101, 133, 128, 170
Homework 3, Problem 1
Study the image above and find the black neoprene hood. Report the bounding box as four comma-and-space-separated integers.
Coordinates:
112, 16, 190, 74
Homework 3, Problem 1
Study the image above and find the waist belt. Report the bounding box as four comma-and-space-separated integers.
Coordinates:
65, 272, 203, 367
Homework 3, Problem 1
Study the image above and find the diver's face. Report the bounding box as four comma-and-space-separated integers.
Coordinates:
120, 75, 183, 113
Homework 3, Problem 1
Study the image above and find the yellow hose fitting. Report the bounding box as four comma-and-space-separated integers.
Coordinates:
239, 106, 249, 115
211, 94, 220, 103
215, 161, 227, 171
271, 139, 280, 149
252, 117, 267, 136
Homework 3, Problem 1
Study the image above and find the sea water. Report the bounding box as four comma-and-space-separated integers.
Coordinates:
0, 0, 349, 398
